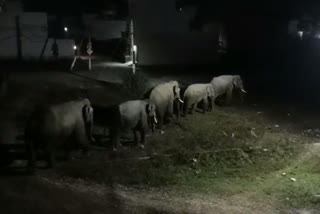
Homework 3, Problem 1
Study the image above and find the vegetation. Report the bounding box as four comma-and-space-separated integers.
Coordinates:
120, 71, 151, 99
56, 107, 320, 210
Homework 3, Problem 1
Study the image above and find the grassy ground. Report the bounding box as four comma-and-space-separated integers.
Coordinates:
1, 70, 320, 213
54, 105, 319, 212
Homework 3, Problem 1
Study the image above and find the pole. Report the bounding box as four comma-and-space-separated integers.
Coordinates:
87, 36, 93, 71
130, 19, 135, 74
128, 0, 136, 74
15, 15, 22, 61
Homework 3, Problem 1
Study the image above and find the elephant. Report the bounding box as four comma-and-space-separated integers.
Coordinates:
183, 83, 215, 116
25, 98, 95, 171
210, 75, 247, 105
110, 100, 157, 151
149, 81, 183, 132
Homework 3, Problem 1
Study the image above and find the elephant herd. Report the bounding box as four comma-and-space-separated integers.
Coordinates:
24, 74, 246, 172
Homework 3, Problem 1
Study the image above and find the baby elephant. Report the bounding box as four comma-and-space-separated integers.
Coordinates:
183, 84, 215, 116
111, 100, 157, 151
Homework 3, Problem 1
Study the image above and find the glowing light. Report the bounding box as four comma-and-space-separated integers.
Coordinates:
73, 45, 77, 50
297, 31, 303, 39
64, 27, 68, 32
133, 45, 137, 52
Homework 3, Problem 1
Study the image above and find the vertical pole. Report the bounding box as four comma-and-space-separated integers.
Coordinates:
128, 0, 136, 74
15, 15, 22, 61
130, 19, 135, 74
87, 36, 92, 71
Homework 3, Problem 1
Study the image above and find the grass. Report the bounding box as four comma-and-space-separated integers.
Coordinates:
57, 107, 320, 210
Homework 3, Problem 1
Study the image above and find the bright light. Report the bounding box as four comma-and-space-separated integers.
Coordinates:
133, 45, 137, 52
73, 45, 77, 50
297, 31, 303, 39
64, 27, 68, 32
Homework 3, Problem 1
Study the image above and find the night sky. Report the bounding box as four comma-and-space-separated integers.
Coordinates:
23, 0, 128, 15
22, 0, 320, 19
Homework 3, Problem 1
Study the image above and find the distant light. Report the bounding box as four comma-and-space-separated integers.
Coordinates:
73, 45, 77, 50
315, 34, 320, 39
64, 27, 68, 32
297, 31, 303, 40
179, 7, 182, 12
133, 45, 137, 52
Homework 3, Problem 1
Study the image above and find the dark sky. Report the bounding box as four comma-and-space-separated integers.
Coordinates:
23, 0, 127, 15
23, 0, 320, 19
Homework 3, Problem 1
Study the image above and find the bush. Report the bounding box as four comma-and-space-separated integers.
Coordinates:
120, 71, 151, 99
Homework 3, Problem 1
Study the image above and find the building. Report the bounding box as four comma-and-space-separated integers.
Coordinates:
132, 0, 223, 66
0, 0, 75, 61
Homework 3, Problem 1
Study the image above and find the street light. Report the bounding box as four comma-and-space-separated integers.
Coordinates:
64, 26, 68, 32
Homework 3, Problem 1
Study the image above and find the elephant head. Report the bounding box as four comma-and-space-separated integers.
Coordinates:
233, 75, 247, 93
172, 81, 184, 104
146, 103, 157, 132
82, 104, 95, 143
206, 84, 215, 98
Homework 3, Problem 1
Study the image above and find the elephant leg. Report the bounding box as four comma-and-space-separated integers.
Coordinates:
191, 103, 196, 114
175, 100, 180, 120
239, 90, 244, 103
158, 115, 164, 130
133, 130, 139, 145
46, 150, 55, 168
27, 142, 36, 172
112, 131, 121, 152
226, 87, 233, 105
202, 99, 208, 114
139, 129, 146, 149
182, 103, 187, 117
210, 96, 215, 111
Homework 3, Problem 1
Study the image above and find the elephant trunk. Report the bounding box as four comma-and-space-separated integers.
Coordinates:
148, 115, 157, 133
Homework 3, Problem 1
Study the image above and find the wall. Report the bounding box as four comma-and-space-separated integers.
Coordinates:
0, 12, 74, 60
0, 13, 18, 59
82, 14, 127, 41
132, 0, 220, 66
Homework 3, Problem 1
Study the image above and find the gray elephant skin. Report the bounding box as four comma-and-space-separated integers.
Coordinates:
109, 100, 157, 151
210, 75, 247, 105
25, 98, 94, 170
149, 81, 183, 130
183, 83, 215, 116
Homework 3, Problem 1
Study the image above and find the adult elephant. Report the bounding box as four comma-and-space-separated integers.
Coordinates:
109, 100, 157, 151
25, 98, 94, 171
149, 81, 183, 132
210, 75, 247, 105
183, 83, 215, 116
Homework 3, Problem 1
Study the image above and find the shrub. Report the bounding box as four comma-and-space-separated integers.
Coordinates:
120, 71, 151, 99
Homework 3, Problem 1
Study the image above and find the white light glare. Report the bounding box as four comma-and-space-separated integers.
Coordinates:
133, 45, 137, 52
73, 45, 77, 50
297, 31, 303, 39
64, 27, 68, 32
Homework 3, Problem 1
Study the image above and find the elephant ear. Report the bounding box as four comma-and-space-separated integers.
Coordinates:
173, 85, 179, 94
206, 85, 211, 94
145, 103, 151, 114
232, 76, 239, 87
82, 105, 93, 123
